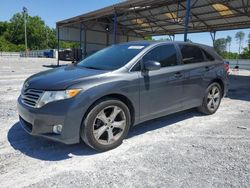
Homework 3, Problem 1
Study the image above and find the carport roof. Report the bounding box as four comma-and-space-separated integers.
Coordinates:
57, 0, 250, 36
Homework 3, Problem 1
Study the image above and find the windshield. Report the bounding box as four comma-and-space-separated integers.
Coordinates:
77, 44, 148, 70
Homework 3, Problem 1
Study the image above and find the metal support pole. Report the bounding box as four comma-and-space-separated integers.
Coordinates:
169, 35, 175, 41
184, 0, 191, 42
106, 30, 109, 46
83, 26, 87, 58
210, 31, 216, 47
46, 29, 48, 48
57, 26, 60, 66
23, 7, 28, 55
105, 24, 109, 46
79, 23, 83, 60
24, 15, 27, 51
113, 11, 117, 44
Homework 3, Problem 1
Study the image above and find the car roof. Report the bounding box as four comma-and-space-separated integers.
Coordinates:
119, 40, 213, 49
118, 40, 222, 61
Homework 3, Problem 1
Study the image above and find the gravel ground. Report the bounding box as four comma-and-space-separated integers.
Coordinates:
0, 57, 250, 188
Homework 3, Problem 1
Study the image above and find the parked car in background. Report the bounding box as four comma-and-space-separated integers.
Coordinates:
17, 41, 228, 151
59, 49, 83, 62
43, 50, 54, 58
58, 49, 73, 61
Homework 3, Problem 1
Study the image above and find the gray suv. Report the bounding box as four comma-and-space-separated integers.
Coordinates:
17, 41, 228, 151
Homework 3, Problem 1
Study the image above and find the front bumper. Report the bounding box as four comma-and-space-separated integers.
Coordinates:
17, 96, 83, 144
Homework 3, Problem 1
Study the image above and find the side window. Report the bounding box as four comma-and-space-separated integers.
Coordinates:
179, 44, 205, 64
202, 49, 215, 61
131, 62, 141, 71
143, 44, 177, 67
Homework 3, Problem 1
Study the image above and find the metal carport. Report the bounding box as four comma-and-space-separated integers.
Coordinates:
56, 0, 250, 65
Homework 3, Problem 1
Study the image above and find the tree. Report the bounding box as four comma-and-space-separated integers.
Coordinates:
3, 13, 56, 50
226, 36, 232, 59
154, 37, 170, 42
46, 27, 57, 49
214, 38, 227, 56
226, 36, 232, 57
239, 33, 250, 59
247, 33, 250, 55
0, 36, 25, 51
235, 31, 245, 56
241, 47, 250, 59
144, 36, 152, 41
0, 12, 84, 52
0, 21, 8, 36
59, 41, 79, 49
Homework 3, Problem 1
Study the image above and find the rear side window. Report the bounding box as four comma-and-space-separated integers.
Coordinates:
202, 49, 215, 61
179, 44, 205, 64
143, 44, 177, 67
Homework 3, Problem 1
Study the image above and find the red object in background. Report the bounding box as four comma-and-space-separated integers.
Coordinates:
224, 61, 230, 73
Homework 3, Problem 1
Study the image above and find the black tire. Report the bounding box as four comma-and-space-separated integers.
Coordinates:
198, 82, 222, 115
81, 98, 131, 151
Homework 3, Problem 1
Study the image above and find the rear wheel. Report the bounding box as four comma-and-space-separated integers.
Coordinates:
81, 98, 131, 151
198, 82, 222, 115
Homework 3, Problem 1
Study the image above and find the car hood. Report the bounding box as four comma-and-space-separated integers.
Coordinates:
25, 65, 109, 90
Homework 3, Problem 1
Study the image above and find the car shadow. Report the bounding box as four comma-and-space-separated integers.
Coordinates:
42, 64, 68, 68
227, 74, 250, 102
8, 109, 201, 161
7, 122, 97, 161
128, 109, 202, 138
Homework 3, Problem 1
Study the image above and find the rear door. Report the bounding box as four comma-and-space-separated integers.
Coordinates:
200, 48, 219, 87
138, 44, 184, 121
177, 44, 209, 108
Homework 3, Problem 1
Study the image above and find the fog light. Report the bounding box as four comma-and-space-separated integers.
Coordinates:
53, 124, 63, 134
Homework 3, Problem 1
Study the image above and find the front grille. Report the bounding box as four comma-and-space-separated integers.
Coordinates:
21, 89, 44, 107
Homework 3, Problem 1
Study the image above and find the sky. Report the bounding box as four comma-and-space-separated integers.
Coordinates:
155, 29, 250, 53
0, 0, 249, 52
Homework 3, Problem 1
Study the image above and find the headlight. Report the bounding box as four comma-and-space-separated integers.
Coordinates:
36, 89, 81, 108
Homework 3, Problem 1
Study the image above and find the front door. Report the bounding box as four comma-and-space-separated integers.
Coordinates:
138, 44, 184, 122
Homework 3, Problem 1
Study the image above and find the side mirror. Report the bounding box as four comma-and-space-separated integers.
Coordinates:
143, 60, 161, 71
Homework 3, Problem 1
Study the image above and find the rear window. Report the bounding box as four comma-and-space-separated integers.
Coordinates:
179, 44, 205, 64
202, 49, 215, 61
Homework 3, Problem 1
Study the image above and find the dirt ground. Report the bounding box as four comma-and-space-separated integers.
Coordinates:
0, 57, 250, 188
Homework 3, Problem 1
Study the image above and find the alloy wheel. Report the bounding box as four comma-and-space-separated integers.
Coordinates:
207, 85, 221, 112
93, 105, 126, 145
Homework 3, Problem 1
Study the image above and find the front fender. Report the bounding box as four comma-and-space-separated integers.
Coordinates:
66, 74, 140, 141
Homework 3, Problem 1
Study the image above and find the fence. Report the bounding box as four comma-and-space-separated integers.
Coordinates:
20, 49, 56, 58
0, 49, 56, 58
225, 59, 250, 70
0, 52, 20, 57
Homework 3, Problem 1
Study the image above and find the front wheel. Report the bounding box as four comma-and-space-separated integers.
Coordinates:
198, 82, 222, 115
81, 98, 131, 151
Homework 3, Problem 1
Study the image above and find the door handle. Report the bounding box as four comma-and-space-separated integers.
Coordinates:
205, 66, 210, 71
174, 72, 182, 78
